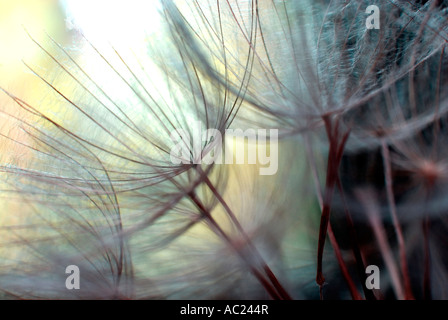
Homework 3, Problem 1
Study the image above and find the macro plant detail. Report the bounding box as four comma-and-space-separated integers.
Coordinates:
0, 0, 447, 300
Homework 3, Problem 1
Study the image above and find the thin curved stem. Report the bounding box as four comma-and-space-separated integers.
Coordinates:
196, 166, 292, 300
381, 139, 414, 300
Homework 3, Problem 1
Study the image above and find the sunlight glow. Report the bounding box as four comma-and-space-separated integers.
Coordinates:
62, 0, 162, 50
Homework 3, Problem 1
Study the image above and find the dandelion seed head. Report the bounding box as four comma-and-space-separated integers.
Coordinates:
1, 0, 448, 300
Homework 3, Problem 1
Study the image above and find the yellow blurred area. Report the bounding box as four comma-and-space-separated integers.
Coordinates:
0, 0, 68, 241
0, 0, 66, 79
0, 0, 68, 159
